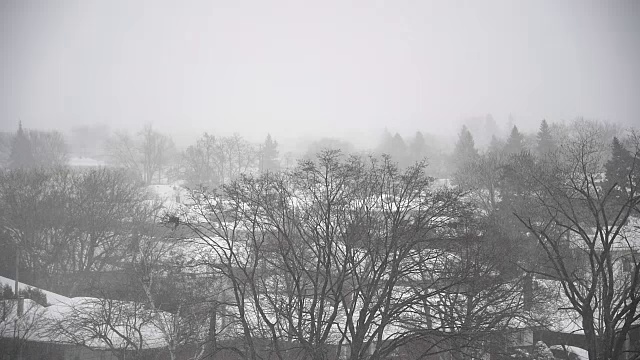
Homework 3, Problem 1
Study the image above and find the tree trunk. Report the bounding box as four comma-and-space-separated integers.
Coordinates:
583, 313, 599, 360
207, 305, 217, 359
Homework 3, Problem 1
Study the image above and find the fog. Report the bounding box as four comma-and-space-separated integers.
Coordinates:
1, 0, 639, 147
4, 3, 640, 357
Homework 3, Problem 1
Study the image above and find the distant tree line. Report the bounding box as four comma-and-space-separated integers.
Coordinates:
0, 167, 153, 293
173, 132, 279, 189
0, 122, 69, 169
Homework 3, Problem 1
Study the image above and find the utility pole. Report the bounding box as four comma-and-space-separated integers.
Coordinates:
15, 246, 23, 316
4, 226, 22, 315
14, 245, 23, 360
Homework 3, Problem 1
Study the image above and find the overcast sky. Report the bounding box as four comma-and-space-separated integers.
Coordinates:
1, 0, 639, 143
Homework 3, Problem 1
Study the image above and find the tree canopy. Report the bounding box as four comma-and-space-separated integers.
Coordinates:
9, 122, 34, 169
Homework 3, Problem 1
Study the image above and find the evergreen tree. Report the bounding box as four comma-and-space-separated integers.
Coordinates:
385, 133, 407, 167
536, 119, 555, 155
453, 125, 478, 169
484, 114, 498, 134
9, 122, 34, 169
605, 137, 632, 183
483, 114, 500, 145
498, 150, 538, 207
260, 134, 280, 173
604, 137, 635, 204
377, 128, 394, 155
487, 135, 504, 155
0, 132, 12, 168
506, 114, 515, 136
409, 131, 426, 162
504, 125, 525, 155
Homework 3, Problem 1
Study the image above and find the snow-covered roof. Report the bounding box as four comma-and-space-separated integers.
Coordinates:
567, 217, 640, 252
68, 156, 107, 168
535, 279, 583, 335
549, 345, 589, 360
0, 276, 170, 350
0, 276, 70, 305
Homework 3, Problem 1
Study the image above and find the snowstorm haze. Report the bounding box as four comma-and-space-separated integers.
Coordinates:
1, 0, 639, 144
6, 3, 640, 358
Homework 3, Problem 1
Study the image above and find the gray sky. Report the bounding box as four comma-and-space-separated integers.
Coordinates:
1, 0, 639, 143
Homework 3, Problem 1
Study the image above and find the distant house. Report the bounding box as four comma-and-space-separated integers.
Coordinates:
0, 276, 170, 360
68, 156, 107, 168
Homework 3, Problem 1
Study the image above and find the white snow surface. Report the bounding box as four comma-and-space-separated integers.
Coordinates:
549, 345, 589, 360
0, 276, 169, 349
535, 279, 584, 335
68, 156, 107, 167
0, 275, 70, 305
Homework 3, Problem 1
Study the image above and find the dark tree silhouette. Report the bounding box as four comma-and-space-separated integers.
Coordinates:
181, 151, 520, 360
391, 132, 409, 166
605, 137, 634, 186
514, 127, 640, 360
536, 120, 555, 156
504, 125, 525, 155
603, 136, 638, 212
107, 124, 175, 184
409, 131, 427, 163
453, 125, 478, 172
9, 122, 34, 169
487, 135, 504, 155
259, 134, 280, 174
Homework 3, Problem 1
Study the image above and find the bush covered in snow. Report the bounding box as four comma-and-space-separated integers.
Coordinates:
511, 341, 557, 360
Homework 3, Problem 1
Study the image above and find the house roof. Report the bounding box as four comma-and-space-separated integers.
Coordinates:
0, 276, 169, 350
0, 275, 70, 306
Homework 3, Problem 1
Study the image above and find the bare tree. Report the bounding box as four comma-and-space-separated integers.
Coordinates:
61, 168, 151, 293
180, 133, 220, 189
0, 167, 152, 293
5, 124, 69, 169
0, 167, 69, 287
0, 293, 48, 359
107, 124, 175, 184
129, 211, 212, 360
140, 124, 176, 184
214, 134, 256, 186
417, 236, 550, 360
181, 151, 491, 360
179, 133, 257, 189
454, 150, 506, 214
513, 123, 640, 360
27, 129, 69, 167
48, 295, 160, 360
